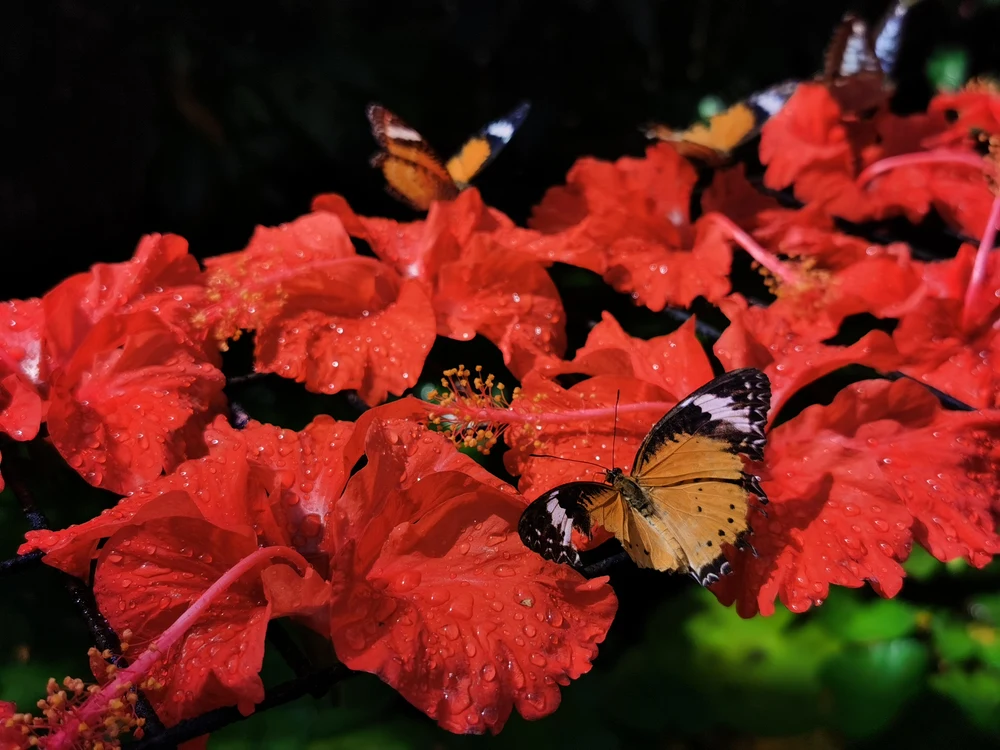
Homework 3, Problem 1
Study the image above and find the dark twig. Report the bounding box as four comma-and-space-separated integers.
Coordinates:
266, 623, 330, 698
884, 372, 976, 411
131, 665, 351, 749
226, 372, 268, 387
0, 549, 43, 576
581, 550, 630, 578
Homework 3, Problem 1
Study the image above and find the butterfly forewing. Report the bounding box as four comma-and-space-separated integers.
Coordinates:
517, 482, 620, 566
446, 101, 531, 187
366, 104, 459, 210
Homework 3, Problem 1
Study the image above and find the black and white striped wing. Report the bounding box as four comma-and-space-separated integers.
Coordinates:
517, 482, 619, 566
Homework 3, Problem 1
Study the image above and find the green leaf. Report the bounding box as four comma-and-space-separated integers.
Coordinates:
697, 95, 725, 119
822, 639, 930, 738
931, 613, 980, 664
926, 46, 969, 92
931, 670, 1000, 734
814, 591, 918, 643
902, 545, 942, 581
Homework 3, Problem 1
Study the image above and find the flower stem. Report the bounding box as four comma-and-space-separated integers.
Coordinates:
426, 400, 676, 426
46, 546, 312, 750
703, 212, 806, 286
856, 149, 988, 187
961, 193, 1000, 331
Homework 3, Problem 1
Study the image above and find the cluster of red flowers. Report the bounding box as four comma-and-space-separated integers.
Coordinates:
3, 78, 1000, 743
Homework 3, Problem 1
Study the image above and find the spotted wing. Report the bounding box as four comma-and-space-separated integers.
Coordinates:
366, 103, 459, 210
517, 481, 621, 566
626, 368, 771, 586
446, 101, 531, 187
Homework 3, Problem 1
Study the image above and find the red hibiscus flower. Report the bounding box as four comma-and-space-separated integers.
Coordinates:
893, 243, 1000, 409
525, 143, 733, 310
204, 211, 437, 405
312, 190, 566, 377
22, 424, 330, 728
714, 378, 1000, 617
325, 416, 617, 734
714, 293, 901, 417
760, 83, 994, 238
0, 236, 225, 493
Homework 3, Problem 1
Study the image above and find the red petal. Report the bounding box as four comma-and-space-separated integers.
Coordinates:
700, 164, 783, 230
714, 294, 901, 417
313, 189, 520, 283
760, 84, 854, 192
0, 373, 42, 443
603, 217, 732, 309
46, 312, 226, 494
43, 234, 206, 366
0, 298, 47, 389
20, 424, 265, 578
328, 421, 616, 734
926, 85, 1000, 147
541, 313, 715, 399
434, 235, 567, 376
251, 257, 436, 404
715, 378, 1000, 616
93, 519, 329, 726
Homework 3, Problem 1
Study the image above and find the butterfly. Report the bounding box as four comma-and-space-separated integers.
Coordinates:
365, 101, 531, 211
644, 1, 919, 162
517, 368, 771, 586
642, 80, 798, 165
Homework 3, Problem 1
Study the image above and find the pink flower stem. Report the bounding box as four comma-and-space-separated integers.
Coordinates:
703, 212, 807, 287
856, 149, 987, 187
426, 400, 676, 426
46, 546, 311, 750
961, 192, 1000, 331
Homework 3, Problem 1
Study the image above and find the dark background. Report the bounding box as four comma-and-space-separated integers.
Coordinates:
3, 0, 998, 302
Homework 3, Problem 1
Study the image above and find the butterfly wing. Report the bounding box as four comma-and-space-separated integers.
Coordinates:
517, 481, 621, 566
625, 368, 771, 585
366, 104, 459, 210
445, 101, 531, 188
643, 102, 760, 165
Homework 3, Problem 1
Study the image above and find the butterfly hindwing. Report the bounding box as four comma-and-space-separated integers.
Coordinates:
366, 104, 459, 210
446, 101, 531, 187
517, 482, 620, 566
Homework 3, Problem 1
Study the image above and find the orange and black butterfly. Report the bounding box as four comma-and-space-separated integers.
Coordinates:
642, 80, 798, 166
518, 368, 771, 586
365, 101, 531, 211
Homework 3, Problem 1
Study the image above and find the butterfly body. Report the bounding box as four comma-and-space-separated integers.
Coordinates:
518, 368, 771, 586
366, 101, 530, 210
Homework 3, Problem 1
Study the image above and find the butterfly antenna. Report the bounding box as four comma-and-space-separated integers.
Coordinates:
611, 389, 621, 468
529, 453, 606, 471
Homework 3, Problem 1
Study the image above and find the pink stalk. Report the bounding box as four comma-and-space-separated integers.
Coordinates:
856, 149, 987, 187
426, 400, 676, 426
961, 193, 1000, 331
703, 212, 807, 287
46, 546, 311, 750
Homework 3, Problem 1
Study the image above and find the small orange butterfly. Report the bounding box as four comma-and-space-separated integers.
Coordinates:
366, 101, 531, 211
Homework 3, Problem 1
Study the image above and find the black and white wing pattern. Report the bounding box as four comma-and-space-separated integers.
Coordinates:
517, 482, 619, 566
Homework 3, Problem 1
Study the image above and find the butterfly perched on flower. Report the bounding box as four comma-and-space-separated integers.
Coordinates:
644, 0, 919, 163
518, 368, 771, 586
365, 101, 531, 211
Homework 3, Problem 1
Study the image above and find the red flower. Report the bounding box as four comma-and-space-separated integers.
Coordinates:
760, 83, 994, 238
22, 424, 330, 727
714, 378, 1000, 616
714, 294, 901, 417
0, 702, 24, 750
525, 144, 732, 309
925, 80, 1000, 148
893, 244, 1000, 409
700, 164, 784, 231
93, 517, 330, 727
205, 212, 437, 405
0, 299, 46, 489
44, 312, 226, 494
313, 190, 566, 377
325, 417, 617, 735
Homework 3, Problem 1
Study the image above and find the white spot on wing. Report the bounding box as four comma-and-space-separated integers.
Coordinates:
385, 123, 424, 142
486, 120, 515, 143
545, 496, 574, 546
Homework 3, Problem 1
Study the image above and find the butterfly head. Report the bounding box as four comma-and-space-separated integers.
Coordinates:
605, 466, 627, 487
